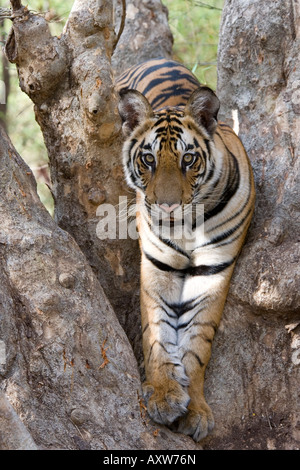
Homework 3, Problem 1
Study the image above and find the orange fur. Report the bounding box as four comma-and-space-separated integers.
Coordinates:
117, 59, 255, 441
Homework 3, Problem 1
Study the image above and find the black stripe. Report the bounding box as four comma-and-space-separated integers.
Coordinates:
156, 234, 190, 258
204, 160, 216, 184
203, 206, 253, 246
177, 308, 206, 328
143, 289, 179, 319
182, 350, 204, 368
157, 304, 178, 319
206, 179, 252, 234
144, 251, 235, 276
128, 60, 198, 95
157, 298, 179, 320
204, 149, 240, 222
142, 78, 193, 101
180, 320, 218, 334
127, 139, 139, 186
163, 299, 196, 318
190, 333, 212, 343
164, 294, 209, 319
147, 339, 170, 364
144, 252, 184, 273
143, 288, 177, 320
155, 318, 177, 330
203, 139, 211, 160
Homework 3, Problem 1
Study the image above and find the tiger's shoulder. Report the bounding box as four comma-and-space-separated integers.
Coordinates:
214, 122, 253, 177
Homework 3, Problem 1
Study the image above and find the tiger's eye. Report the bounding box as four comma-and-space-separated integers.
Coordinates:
143, 153, 155, 165
182, 153, 195, 165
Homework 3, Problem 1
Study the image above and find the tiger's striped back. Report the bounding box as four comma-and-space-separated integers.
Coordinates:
117, 58, 255, 442
116, 57, 200, 110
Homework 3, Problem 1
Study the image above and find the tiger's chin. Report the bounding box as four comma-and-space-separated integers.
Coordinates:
144, 203, 186, 231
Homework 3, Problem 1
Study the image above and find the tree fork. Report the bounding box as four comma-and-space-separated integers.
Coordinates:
4, 0, 143, 354
0, 123, 198, 450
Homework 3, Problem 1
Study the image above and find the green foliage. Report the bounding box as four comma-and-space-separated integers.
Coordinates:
0, 0, 73, 215
0, 0, 223, 215
7, 77, 55, 213
162, 0, 223, 89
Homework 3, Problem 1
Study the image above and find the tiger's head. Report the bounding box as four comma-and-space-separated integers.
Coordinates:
118, 87, 220, 221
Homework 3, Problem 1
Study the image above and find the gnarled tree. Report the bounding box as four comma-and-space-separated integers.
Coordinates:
0, 0, 198, 451
204, 0, 300, 450
0, 0, 299, 450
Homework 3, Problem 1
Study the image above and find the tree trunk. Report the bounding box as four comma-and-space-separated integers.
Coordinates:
0, 20, 10, 131
4, 0, 173, 364
0, 114, 198, 451
0, 0, 199, 450
202, 0, 300, 449
112, 0, 173, 76
1, 0, 299, 451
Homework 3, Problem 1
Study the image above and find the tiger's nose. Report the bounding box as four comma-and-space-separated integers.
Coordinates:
158, 203, 180, 213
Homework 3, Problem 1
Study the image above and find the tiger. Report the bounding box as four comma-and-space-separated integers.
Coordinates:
116, 58, 255, 442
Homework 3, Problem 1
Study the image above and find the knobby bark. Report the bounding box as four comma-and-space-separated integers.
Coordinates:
4, 0, 173, 362
0, 0, 198, 450
0, 20, 10, 131
0, 0, 299, 450
202, 0, 299, 449
0, 120, 198, 450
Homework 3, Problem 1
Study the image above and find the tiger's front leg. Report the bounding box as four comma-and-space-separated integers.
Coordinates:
140, 261, 190, 426
174, 273, 233, 441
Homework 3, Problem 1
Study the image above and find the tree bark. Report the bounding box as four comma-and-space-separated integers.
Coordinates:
2, 0, 299, 451
0, 21, 10, 131
112, 0, 173, 76
0, 0, 200, 450
217, 0, 299, 315
0, 392, 38, 450
4, 0, 173, 364
202, 0, 300, 449
0, 123, 198, 450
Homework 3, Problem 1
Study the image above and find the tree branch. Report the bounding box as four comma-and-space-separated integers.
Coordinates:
4, 6, 68, 103
0, 8, 12, 20
193, 1, 222, 10
10, 0, 22, 11
113, 0, 126, 55
0, 123, 199, 450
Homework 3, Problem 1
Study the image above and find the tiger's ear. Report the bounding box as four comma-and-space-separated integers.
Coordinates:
185, 86, 220, 137
118, 89, 154, 136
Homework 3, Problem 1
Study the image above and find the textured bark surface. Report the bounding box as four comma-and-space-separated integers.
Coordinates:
112, 0, 173, 76
0, 126, 198, 450
0, 392, 38, 450
217, 0, 299, 314
202, 0, 300, 449
4, 0, 173, 362
0, 0, 201, 450
1, 0, 299, 450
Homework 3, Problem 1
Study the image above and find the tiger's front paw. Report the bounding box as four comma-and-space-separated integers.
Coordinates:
142, 380, 190, 426
175, 403, 214, 442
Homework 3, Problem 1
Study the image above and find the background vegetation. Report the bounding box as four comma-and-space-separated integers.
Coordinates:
0, 0, 223, 213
